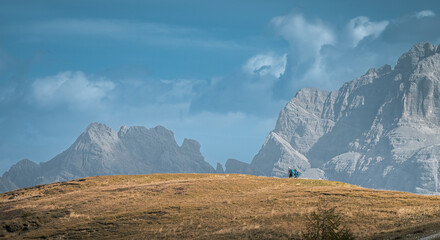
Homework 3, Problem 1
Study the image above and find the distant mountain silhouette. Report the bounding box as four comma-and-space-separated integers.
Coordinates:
0, 123, 214, 192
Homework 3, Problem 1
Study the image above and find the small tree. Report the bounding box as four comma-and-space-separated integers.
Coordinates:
302, 200, 355, 240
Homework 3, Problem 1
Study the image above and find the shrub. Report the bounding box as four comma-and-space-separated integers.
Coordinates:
302, 200, 355, 240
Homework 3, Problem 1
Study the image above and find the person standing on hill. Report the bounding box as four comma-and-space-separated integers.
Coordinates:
288, 168, 294, 178
293, 169, 300, 178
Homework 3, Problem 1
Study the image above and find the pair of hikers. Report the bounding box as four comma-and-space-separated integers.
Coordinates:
288, 168, 299, 178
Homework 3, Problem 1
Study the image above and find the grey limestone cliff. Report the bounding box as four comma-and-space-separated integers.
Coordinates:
215, 163, 225, 173
248, 42, 440, 194
0, 123, 214, 192
224, 159, 256, 175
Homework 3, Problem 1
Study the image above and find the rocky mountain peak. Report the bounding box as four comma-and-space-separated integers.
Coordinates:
364, 68, 378, 77
2, 159, 40, 189
395, 42, 438, 72
74, 123, 119, 151
5, 159, 39, 176
377, 64, 392, 75
11, 158, 37, 168
81, 122, 116, 140
118, 125, 128, 138
245, 42, 440, 194
181, 138, 201, 153
119, 126, 146, 138
216, 163, 224, 173
152, 125, 175, 138
362, 64, 392, 79
225, 159, 255, 174
117, 125, 175, 143
85, 122, 113, 134
1, 123, 215, 193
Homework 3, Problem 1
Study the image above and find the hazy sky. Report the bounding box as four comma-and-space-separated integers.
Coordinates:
1, 0, 440, 173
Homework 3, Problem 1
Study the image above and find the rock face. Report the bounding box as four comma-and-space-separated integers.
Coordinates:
215, 163, 225, 174
246, 42, 440, 194
224, 159, 256, 175
0, 123, 214, 192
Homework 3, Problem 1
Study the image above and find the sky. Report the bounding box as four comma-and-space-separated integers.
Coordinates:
1, 0, 440, 173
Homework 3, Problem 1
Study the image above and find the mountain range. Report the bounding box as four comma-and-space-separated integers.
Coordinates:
226, 42, 440, 195
2, 42, 440, 195
0, 123, 214, 192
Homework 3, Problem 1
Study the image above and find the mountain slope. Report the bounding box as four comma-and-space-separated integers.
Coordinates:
247, 42, 440, 194
1, 174, 440, 239
0, 123, 214, 192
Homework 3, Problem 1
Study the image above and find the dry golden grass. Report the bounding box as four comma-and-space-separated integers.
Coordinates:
1, 174, 440, 239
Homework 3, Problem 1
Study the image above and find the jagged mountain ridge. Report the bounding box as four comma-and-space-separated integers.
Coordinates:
227, 42, 440, 194
0, 123, 215, 192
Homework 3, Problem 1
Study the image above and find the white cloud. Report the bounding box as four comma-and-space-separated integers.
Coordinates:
242, 52, 287, 78
31, 71, 114, 109
270, 14, 335, 59
268, 13, 392, 94
269, 14, 337, 91
347, 16, 389, 48
415, 10, 436, 19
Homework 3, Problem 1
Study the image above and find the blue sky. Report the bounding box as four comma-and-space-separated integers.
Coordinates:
1, 0, 440, 173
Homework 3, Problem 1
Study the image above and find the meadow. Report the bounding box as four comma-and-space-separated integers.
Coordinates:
1, 174, 440, 239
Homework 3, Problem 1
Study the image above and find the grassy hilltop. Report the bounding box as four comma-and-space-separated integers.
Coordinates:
1, 174, 440, 239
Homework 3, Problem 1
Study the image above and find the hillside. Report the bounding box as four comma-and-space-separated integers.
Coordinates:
1, 174, 440, 239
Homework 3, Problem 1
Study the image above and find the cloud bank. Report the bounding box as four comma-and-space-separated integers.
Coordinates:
31, 71, 115, 109
242, 52, 287, 78
346, 16, 389, 47
416, 10, 435, 19
270, 14, 335, 59
268, 12, 440, 99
